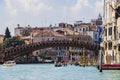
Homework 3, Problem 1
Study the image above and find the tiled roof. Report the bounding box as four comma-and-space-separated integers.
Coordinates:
61, 28, 79, 35
34, 30, 64, 37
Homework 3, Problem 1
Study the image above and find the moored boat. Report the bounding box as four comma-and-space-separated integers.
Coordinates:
102, 64, 120, 70
55, 63, 62, 67
3, 61, 16, 66
54, 62, 62, 67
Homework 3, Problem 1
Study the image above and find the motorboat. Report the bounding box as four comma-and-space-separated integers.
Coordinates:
74, 62, 79, 66
54, 62, 62, 67
44, 59, 54, 63
55, 63, 62, 67
3, 61, 16, 66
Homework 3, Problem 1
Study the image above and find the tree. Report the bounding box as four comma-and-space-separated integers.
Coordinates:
4, 27, 11, 41
2, 36, 25, 49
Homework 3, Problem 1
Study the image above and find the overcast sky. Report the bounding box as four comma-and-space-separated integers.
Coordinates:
0, 0, 103, 35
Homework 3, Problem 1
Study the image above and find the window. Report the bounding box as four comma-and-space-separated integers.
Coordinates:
105, 29, 107, 36
118, 44, 120, 51
76, 29, 77, 32
108, 27, 112, 35
119, 33, 120, 38
95, 34, 97, 39
117, 0, 119, 2
108, 42, 112, 50
83, 28, 85, 31
105, 43, 107, 50
86, 28, 89, 31
79, 28, 81, 31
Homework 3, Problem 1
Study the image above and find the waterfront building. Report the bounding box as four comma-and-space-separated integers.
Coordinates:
14, 24, 32, 44
15, 24, 52, 44
55, 28, 79, 36
74, 22, 90, 35
0, 34, 4, 50
0, 34, 4, 44
14, 24, 32, 36
30, 29, 65, 62
73, 16, 102, 65
31, 30, 64, 43
0, 34, 4, 62
73, 15, 102, 43
102, 0, 120, 64
13, 22, 101, 63
67, 35, 96, 65
58, 23, 73, 28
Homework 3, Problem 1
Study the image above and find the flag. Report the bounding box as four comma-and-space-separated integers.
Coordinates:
98, 26, 103, 44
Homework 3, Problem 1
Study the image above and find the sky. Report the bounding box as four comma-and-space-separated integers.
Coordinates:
0, 0, 103, 35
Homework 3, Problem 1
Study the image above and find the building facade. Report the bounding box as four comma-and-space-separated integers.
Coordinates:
73, 15, 102, 43
0, 34, 4, 50
103, 0, 120, 64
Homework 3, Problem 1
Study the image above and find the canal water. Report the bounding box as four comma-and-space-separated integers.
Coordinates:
0, 64, 120, 80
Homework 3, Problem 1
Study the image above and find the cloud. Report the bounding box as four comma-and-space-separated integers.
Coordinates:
72, 0, 103, 21
5, 0, 53, 17
17, 0, 53, 15
70, 0, 98, 21
5, 0, 18, 17
2, 0, 103, 35
94, 0, 103, 15
72, 0, 91, 12
4, 0, 103, 21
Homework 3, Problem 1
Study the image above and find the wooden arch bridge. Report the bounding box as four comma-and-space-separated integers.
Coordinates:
1, 39, 100, 61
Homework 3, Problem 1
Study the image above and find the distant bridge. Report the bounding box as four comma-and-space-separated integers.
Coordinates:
1, 39, 100, 61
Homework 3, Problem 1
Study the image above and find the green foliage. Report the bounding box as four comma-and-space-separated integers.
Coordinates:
2, 37, 25, 49
4, 27, 11, 41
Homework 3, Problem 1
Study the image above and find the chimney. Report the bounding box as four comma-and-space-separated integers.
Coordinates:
17, 24, 20, 27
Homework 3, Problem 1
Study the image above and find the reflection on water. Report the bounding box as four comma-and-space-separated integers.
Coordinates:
0, 64, 120, 80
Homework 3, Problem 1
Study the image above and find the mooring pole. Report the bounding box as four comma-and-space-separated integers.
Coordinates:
99, 48, 103, 72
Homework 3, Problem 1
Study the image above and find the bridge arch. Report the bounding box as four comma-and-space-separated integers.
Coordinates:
2, 39, 100, 61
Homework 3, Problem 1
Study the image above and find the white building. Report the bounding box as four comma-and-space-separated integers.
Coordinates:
74, 23, 90, 35
102, 0, 120, 64
14, 24, 31, 36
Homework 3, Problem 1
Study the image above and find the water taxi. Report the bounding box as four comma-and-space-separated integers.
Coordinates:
3, 61, 16, 66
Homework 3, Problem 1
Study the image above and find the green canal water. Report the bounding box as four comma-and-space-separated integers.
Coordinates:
0, 64, 120, 80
